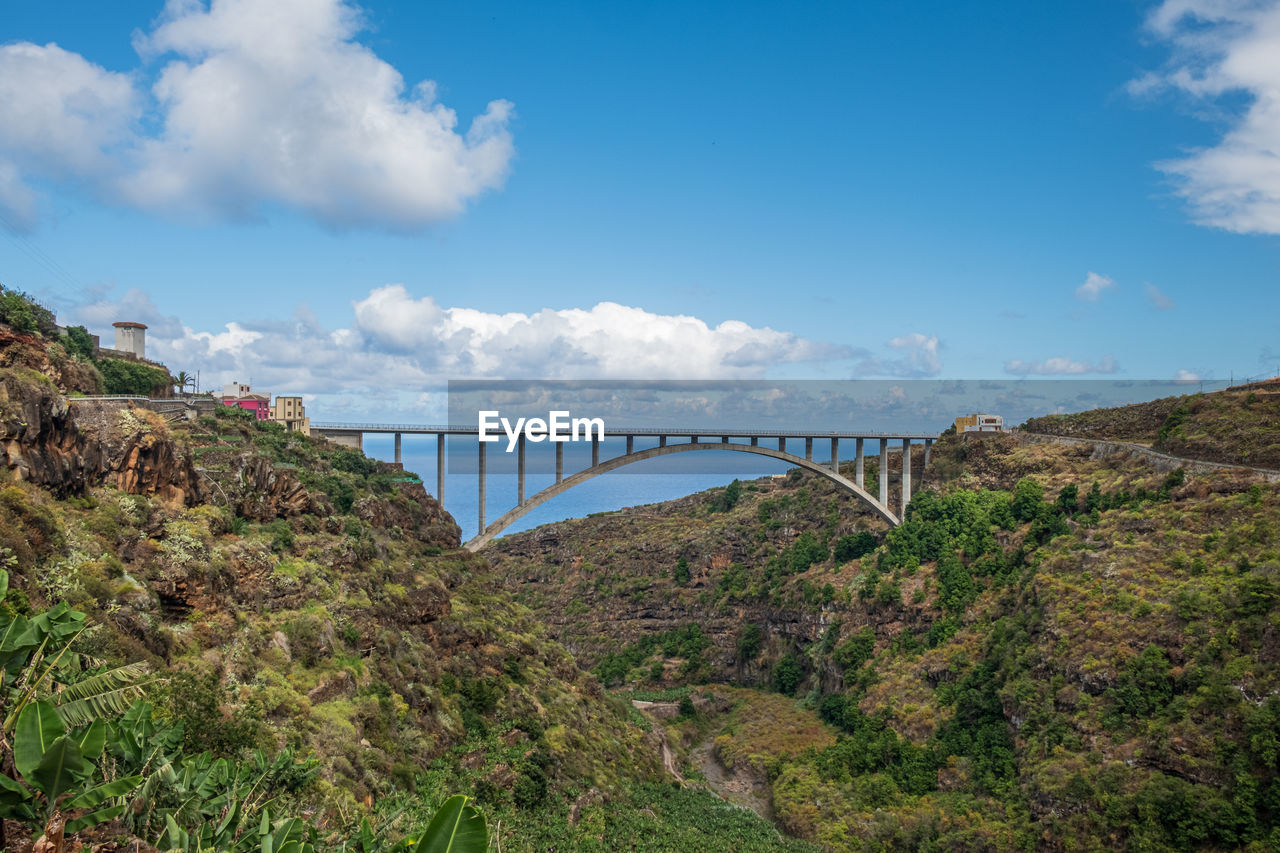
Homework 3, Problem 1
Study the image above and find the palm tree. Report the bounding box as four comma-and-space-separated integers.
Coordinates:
174, 371, 196, 396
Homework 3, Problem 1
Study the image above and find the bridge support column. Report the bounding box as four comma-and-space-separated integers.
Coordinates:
691, 435, 699, 444
805, 437, 812, 461
517, 434, 526, 505
394, 432, 402, 464
592, 436, 600, 466
901, 438, 912, 518
831, 437, 839, 474
436, 433, 445, 503
659, 436, 667, 448
779, 437, 786, 453
855, 437, 864, 487
626, 435, 634, 455
556, 443, 563, 484
721, 436, 729, 444
924, 438, 933, 468
478, 441, 486, 533
750, 436, 758, 447
879, 438, 888, 502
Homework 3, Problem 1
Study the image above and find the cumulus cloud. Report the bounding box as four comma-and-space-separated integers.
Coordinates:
1003, 355, 1120, 376
853, 333, 942, 378
0, 0, 513, 230
1145, 282, 1176, 310
1174, 369, 1201, 381
1075, 271, 1115, 301
351, 285, 853, 378
71, 285, 853, 416
1134, 1, 1280, 234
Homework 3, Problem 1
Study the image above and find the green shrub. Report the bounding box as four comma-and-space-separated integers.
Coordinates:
0, 286, 57, 336
773, 653, 803, 695
98, 358, 171, 395
834, 530, 877, 563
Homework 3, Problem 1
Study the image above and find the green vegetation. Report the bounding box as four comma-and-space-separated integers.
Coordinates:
1023, 381, 1280, 468
0, 285, 58, 337
97, 357, 173, 395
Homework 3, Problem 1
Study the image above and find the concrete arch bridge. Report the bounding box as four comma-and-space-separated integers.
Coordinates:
313, 424, 937, 551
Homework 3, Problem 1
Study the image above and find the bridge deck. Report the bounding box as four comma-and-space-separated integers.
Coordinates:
312, 422, 939, 439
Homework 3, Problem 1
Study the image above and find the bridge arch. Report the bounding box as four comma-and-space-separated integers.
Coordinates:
464, 441, 899, 551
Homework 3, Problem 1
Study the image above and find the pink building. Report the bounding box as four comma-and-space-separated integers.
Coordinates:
217, 381, 271, 420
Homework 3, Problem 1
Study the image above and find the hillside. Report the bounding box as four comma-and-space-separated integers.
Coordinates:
1021, 380, 1280, 469
0, 307, 822, 852
489, 404, 1280, 849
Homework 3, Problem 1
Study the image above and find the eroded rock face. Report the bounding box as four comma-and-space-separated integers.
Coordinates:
354, 482, 461, 549
233, 455, 323, 521
115, 430, 203, 505
0, 374, 201, 505
0, 373, 105, 496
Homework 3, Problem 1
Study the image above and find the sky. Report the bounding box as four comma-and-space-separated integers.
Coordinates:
2, 0, 1279, 423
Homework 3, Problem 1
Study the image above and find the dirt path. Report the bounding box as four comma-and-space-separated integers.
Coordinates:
631, 701, 684, 783
688, 738, 772, 821
630, 699, 772, 821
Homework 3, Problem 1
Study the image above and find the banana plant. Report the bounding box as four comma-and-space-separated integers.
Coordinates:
0, 700, 142, 839
0, 570, 150, 733
343, 796, 487, 853
159, 806, 316, 853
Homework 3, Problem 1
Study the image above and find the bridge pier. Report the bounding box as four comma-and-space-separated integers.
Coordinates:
779, 437, 786, 453
518, 435, 526, 505
592, 436, 600, 466
556, 443, 563, 483
901, 438, 912, 518
924, 438, 933, 468
478, 441, 486, 532
394, 432, 402, 464
721, 436, 729, 444
750, 436, 758, 447
855, 437, 864, 487
691, 435, 699, 444
626, 435, 634, 455
436, 433, 445, 503
879, 438, 888, 501
831, 437, 839, 474
659, 436, 667, 448
805, 437, 813, 461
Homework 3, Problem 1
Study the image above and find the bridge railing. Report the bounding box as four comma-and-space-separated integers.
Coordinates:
312, 422, 940, 439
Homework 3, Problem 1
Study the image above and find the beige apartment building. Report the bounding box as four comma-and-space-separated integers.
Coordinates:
272, 396, 311, 436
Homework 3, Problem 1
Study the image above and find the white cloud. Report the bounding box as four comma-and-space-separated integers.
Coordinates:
1003, 355, 1120, 376
0, 0, 513, 230
1145, 282, 1176, 310
70, 286, 853, 417
1135, 1, 1280, 234
1075, 271, 1115, 301
351, 285, 853, 378
853, 332, 942, 378
1174, 369, 1201, 381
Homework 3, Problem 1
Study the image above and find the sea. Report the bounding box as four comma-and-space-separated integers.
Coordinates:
360, 434, 789, 542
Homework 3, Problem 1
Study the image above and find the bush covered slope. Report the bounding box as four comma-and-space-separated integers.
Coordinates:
0, 326, 679, 849
491, 420, 1280, 849
1022, 380, 1280, 469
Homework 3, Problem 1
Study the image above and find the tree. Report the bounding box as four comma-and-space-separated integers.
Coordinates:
673, 557, 691, 585
834, 531, 877, 563
1056, 483, 1079, 515
174, 371, 196, 395
772, 654, 803, 696
736, 624, 763, 662
63, 326, 96, 360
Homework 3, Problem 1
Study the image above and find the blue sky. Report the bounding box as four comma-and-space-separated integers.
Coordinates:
2, 0, 1279, 420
